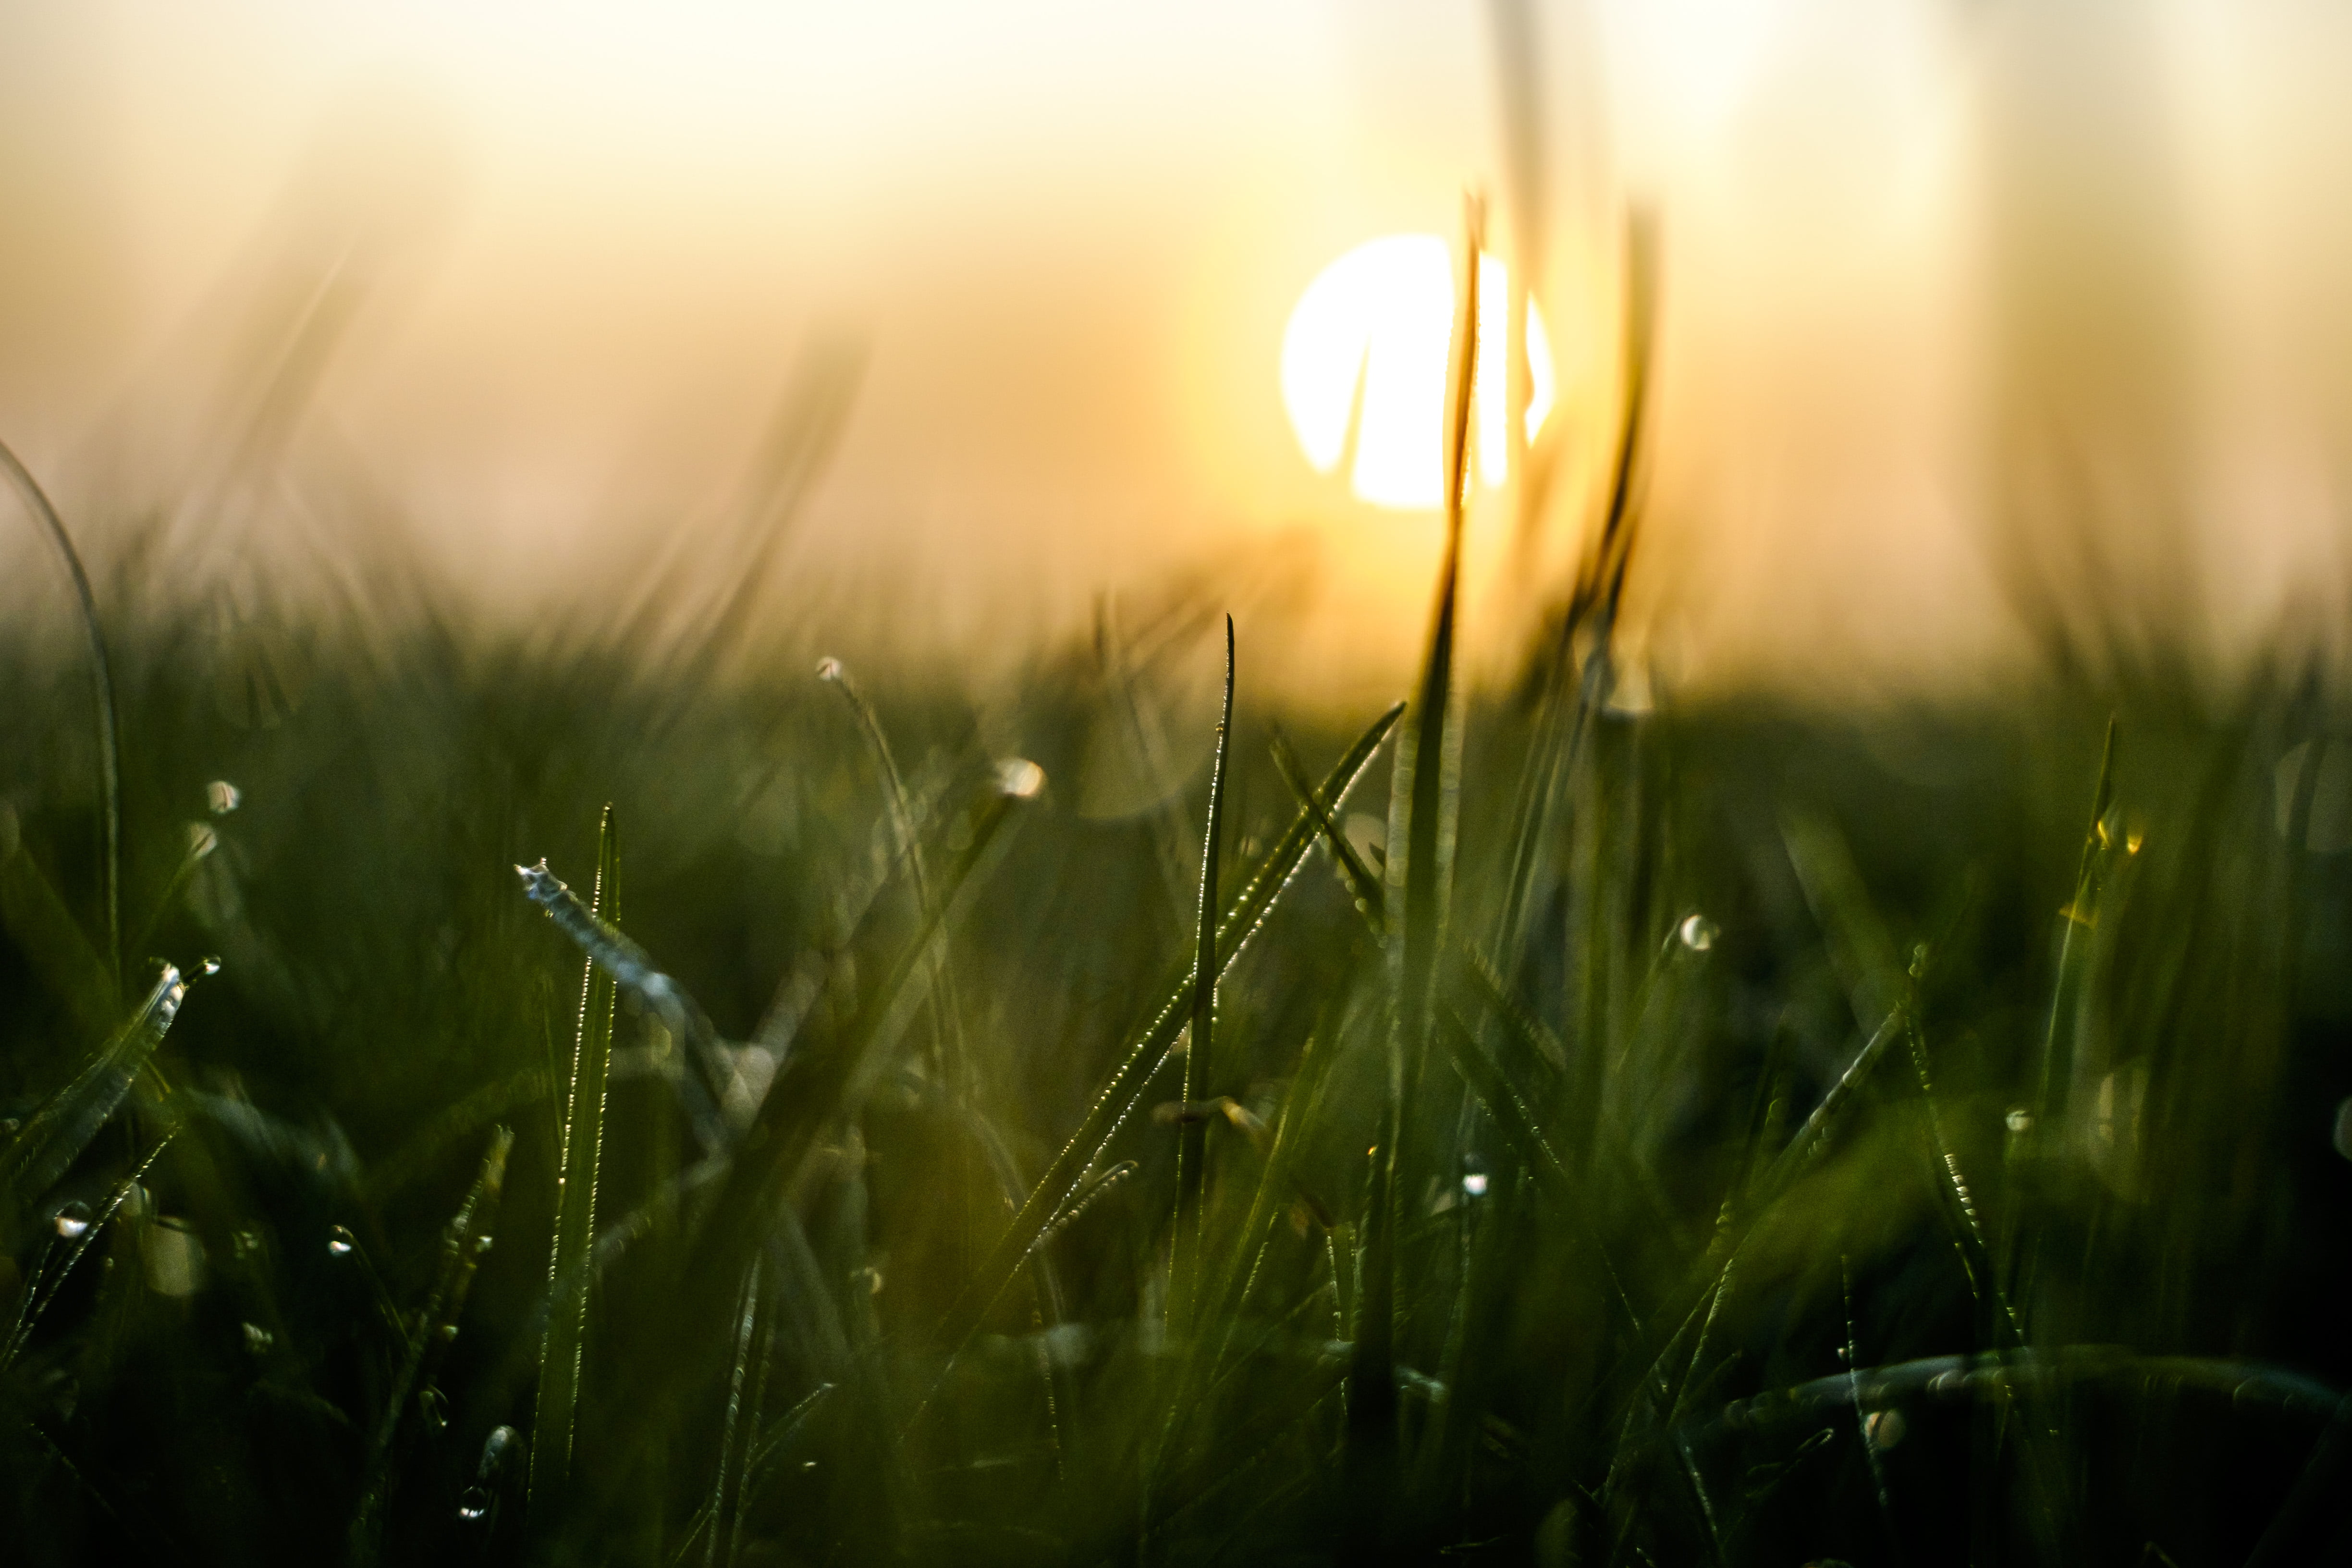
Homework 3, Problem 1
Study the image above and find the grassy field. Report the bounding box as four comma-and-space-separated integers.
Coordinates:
5, 357, 2352, 1567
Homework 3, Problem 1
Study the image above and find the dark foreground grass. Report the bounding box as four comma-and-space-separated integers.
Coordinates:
4, 575, 2351, 1568
6, 460, 2352, 1563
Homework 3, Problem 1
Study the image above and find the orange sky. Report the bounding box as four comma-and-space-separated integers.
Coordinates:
3, 1, 2351, 698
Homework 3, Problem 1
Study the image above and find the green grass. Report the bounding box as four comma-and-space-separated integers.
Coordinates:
4, 456, 2352, 1564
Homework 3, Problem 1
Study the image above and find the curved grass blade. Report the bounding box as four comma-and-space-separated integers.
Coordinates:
1354, 194, 1483, 1504
0, 961, 207, 1246
516, 857, 727, 1150
531, 804, 621, 1513
0, 833, 123, 1052
819, 657, 970, 1093
350, 1126, 514, 1567
925, 699, 1402, 1374
1168, 613, 1235, 1340
0, 438, 120, 996
2, 1133, 173, 1369
571, 770, 1041, 1524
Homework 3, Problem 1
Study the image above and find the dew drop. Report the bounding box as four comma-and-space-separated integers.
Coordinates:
1460, 1172, 1489, 1198
242, 1322, 273, 1354
2005, 1107, 2034, 1136
1864, 1408, 1907, 1450
479, 1424, 521, 1480
995, 757, 1046, 799
474, 1233, 494, 1254
456, 1486, 491, 1522
1678, 914, 1717, 952
326, 1226, 355, 1257
53, 1202, 92, 1240
185, 822, 218, 859
206, 780, 242, 815
814, 656, 844, 682
418, 1386, 449, 1430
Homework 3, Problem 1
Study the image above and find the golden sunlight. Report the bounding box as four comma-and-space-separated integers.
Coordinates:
1279, 235, 1554, 512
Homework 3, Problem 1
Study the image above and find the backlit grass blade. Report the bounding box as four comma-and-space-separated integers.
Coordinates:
0, 961, 207, 1246
2, 1134, 172, 1370
516, 854, 728, 1149
1168, 613, 1234, 1341
531, 804, 621, 1512
1353, 194, 1483, 1508
350, 1126, 514, 1568
927, 700, 1403, 1371
574, 770, 1040, 1524
820, 656, 969, 1093
0, 438, 121, 997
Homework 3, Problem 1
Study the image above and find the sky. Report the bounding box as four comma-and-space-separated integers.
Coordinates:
2, 1, 2350, 698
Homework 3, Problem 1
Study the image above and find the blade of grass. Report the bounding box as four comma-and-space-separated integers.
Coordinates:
1169, 613, 1235, 1342
926, 700, 1402, 1372
350, 1125, 515, 1568
0, 961, 208, 1246
0, 438, 120, 997
531, 804, 621, 1513
1354, 194, 1484, 1520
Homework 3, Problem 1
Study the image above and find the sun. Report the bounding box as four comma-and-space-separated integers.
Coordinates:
1280, 234, 1555, 511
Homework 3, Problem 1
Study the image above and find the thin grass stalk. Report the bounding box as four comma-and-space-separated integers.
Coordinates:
820, 658, 969, 1093
0, 439, 120, 998
531, 805, 621, 1512
1169, 614, 1235, 1341
1353, 195, 1484, 1514
0, 961, 206, 1245
350, 1127, 514, 1567
570, 773, 1033, 1526
706, 1258, 767, 1568
928, 702, 1400, 1370
2, 1134, 172, 1369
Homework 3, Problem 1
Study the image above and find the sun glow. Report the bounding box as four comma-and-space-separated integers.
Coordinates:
1280, 234, 1554, 511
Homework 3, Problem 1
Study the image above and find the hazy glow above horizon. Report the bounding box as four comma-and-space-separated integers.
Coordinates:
1280, 235, 1555, 511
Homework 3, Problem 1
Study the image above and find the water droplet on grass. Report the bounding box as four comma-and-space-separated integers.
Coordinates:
995, 758, 1045, 798
1460, 1172, 1489, 1198
2005, 1107, 2033, 1135
479, 1424, 521, 1479
418, 1386, 449, 1429
456, 1486, 490, 1522
1864, 1408, 1906, 1449
815, 657, 844, 682
243, 1322, 273, 1354
53, 1202, 91, 1239
185, 822, 218, 859
206, 780, 241, 815
1678, 914, 1717, 952
326, 1226, 355, 1257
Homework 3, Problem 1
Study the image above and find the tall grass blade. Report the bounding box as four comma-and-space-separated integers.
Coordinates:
350, 1126, 515, 1567
820, 657, 970, 1094
1353, 194, 1483, 1520
0, 438, 121, 996
1168, 613, 1235, 1340
531, 804, 621, 1512
929, 701, 1402, 1370
0, 961, 205, 1245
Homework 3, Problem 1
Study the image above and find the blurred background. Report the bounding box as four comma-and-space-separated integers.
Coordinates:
5, 0, 2352, 698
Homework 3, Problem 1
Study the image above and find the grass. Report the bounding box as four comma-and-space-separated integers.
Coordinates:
4, 274, 2352, 1567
